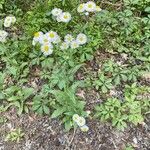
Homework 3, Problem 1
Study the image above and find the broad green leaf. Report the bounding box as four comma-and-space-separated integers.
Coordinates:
51, 107, 65, 118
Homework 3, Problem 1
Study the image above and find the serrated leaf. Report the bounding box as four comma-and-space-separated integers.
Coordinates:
51, 107, 65, 118
43, 105, 50, 115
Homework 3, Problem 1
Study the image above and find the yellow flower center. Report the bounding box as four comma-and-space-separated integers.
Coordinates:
68, 37, 72, 41
79, 5, 83, 9
74, 117, 78, 120
64, 15, 68, 19
34, 32, 40, 37
88, 4, 93, 8
79, 37, 83, 41
44, 45, 49, 52
73, 43, 77, 47
79, 120, 83, 123
44, 39, 48, 42
49, 33, 55, 38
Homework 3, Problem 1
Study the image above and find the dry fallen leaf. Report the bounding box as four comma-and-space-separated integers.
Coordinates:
76, 90, 85, 99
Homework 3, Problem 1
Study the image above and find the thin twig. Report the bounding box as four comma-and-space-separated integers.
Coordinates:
111, 138, 117, 149
68, 128, 76, 146
65, 128, 76, 150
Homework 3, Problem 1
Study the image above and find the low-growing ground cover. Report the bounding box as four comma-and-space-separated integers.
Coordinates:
0, 0, 150, 149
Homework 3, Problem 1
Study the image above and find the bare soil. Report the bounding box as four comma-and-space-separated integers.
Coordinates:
0, 104, 150, 150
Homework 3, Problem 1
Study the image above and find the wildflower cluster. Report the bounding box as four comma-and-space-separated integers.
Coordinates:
60, 33, 87, 50
72, 114, 89, 132
0, 30, 8, 42
51, 8, 71, 23
32, 31, 61, 56
0, 15, 16, 42
4, 16, 16, 28
77, 1, 101, 14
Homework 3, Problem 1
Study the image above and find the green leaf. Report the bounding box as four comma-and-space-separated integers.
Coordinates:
101, 85, 108, 93
8, 96, 19, 101
41, 58, 54, 69
121, 74, 127, 81
0, 92, 5, 100
9, 67, 17, 76
114, 75, 120, 85
43, 105, 50, 115
51, 107, 65, 118
124, 9, 133, 16
58, 80, 66, 89
23, 88, 34, 99
145, 7, 150, 13
65, 120, 72, 131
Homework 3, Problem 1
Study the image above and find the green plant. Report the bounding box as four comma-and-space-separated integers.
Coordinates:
95, 98, 128, 130
0, 72, 5, 100
0, 0, 5, 10
95, 84, 150, 130
5, 128, 24, 143
102, 60, 141, 85
4, 86, 34, 115
93, 73, 113, 93
111, 66, 128, 85
5, 61, 30, 80
125, 95, 144, 125
50, 82, 86, 131
102, 60, 129, 85
32, 94, 51, 115
0, 0, 150, 135
103, 59, 118, 73
0, 105, 7, 124
0, 116, 7, 124
48, 64, 83, 89
124, 144, 134, 150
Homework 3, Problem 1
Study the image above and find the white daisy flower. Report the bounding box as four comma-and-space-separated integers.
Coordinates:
40, 34, 50, 45
32, 31, 43, 46
77, 3, 86, 13
86, 110, 91, 116
60, 42, 69, 50
46, 31, 58, 42
4, 21, 12, 28
85, 12, 89, 16
4, 16, 16, 27
72, 114, 80, 122
53, 35, 61, 44
60, 12, 72, 23
96, 6, 102, 12
80, 125, 89, 132
0, 30, 8, 42
32, 40, 36, 46
41, 44, 53, 56
34, 32, 43, 40
51, 8, 62, 17
4, 16, 12, 27
56, 15, 62, 22
11, 16, 16, 23
76, 116, 86, 127
85, 1, 96, 12
70, 40, 79, 49
0, 30, 8, 37
64, 34, 74, 44
76, 33, 87, 45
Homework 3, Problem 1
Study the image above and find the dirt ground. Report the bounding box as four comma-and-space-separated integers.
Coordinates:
0, 52, 150, 150
0, 105, 150, 150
